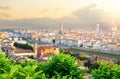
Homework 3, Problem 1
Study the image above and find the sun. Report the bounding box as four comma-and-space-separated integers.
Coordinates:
107, 4, 120, 18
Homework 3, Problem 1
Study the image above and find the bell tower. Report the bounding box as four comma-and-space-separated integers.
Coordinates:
59, 22, 64, 35
60, 22, 64, 32
34, 42, 38, 56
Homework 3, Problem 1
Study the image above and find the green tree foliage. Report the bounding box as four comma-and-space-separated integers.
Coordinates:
0, 52, 45, 79
0, 52, 86, 79
59, 48, 65, 54
14, 42, 33, 50
91, 62, 120, 79
37, 54, 86, 79
63, 49, 72, 55
118, 59, 120, 65
0, 53, 11, 74
84, 59, 99, 73
77, 53, 90, 60
1, 51, 120, 79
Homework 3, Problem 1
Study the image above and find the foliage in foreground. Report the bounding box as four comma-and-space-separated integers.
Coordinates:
1, 51, 120, 79
91, 62, 120, 79
0, 52, 85, 79
37, 54, 86, 79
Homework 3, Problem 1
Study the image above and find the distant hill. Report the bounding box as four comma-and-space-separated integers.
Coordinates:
0, 19, 119, 31
0, 25, 17, 30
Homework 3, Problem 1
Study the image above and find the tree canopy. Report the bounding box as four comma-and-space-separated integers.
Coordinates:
37, 54, 86, 79
0, 51, 120, 79
0, 52, 86, 79
91, 62, 120, 79
14, 42, 33, 50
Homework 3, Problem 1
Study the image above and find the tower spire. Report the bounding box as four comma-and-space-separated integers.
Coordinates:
59, 21, 64, 35
112, 21, 117, 34
34, 42, 38, 57
60, 21, 64, 32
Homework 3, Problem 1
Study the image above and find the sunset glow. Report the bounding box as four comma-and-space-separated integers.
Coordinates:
0, 0, 120, 20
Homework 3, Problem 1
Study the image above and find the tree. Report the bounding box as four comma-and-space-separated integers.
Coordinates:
63, 49, 72, 55
0, 52, 11, 75
52, 39, 55, 46
13, 42, 33, 50
59, 48, 65, 54
118, 59, 120, 65
91, 62, 120, 79
0, 52, 46, 79
80, 44, 83, 47
0, 52, 87, 79
37, 54, 86, 79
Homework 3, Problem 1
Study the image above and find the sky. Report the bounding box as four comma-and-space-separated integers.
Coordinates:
0, 0, 120, 29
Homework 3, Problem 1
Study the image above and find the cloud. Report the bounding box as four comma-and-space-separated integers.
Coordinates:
63, 4, 112, 24
0, 6, 11, 17
40, 8, 61, 14
40, 9, 48, 14
54, 8, 61, 11
0, 6, 11, 10
0, 4, 118, 30
0, 13, 11, 17
58, 4, 115, 30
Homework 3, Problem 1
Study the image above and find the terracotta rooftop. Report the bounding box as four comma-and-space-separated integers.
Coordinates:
14, 48, 33, 54
1, 46, 14, 50
108, 42, 117, 45
38, 46, 51, 49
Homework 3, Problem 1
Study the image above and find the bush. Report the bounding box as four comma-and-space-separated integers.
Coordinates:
92, 62, 120, 79
0, 53, 86, 79
37, 54, 86, 79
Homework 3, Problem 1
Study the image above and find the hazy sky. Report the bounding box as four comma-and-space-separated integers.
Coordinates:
0, 0, 120, 20
0, 0, 120, 29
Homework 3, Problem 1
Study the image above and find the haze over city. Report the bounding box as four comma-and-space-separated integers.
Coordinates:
0, 0, 120, 29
